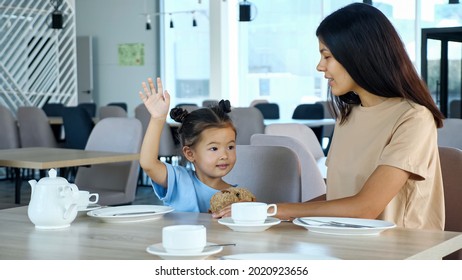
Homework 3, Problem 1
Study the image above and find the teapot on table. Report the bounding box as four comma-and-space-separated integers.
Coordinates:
28, 169, 80, 229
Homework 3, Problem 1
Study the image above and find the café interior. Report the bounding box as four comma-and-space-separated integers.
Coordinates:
0, 0, 462, 261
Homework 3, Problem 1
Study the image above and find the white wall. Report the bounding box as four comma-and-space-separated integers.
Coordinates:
75, 0, 159, 116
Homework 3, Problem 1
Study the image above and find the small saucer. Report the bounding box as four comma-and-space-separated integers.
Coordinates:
146, 242, 223, 260
218, 217, 281, 232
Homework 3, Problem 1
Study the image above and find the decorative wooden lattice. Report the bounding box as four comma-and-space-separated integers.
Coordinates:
0, 0, 77, 113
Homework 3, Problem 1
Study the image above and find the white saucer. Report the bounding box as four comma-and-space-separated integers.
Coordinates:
87, 205, 174, 223
146, 242, 223, 260
218, 217, 281, 232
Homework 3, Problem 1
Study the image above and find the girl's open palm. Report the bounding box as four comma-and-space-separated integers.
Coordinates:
139, 77, 170, 119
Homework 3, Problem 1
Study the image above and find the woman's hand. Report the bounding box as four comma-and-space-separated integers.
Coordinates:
139, 77, 170, 120
212, 205, 232, 219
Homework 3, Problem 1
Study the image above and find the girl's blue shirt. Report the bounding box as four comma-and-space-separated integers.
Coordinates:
151, 163, 221, 213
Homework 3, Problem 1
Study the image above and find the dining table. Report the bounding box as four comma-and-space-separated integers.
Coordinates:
0, 206, 460, 260
0, 147, 139, 204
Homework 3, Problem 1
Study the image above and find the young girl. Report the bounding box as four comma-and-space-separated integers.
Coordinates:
138, 77, 237, 212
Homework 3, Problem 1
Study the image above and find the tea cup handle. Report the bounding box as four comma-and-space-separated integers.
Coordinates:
266, 204, 277, 216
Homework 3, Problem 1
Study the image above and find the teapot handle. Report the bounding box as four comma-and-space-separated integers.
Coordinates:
62, 184, 79, 220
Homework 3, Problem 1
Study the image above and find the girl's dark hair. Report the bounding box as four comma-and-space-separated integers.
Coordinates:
316, 3, 444, 128
170, 100, 236, 146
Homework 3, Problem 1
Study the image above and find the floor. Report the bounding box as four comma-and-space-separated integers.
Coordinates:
0, 169, 162, 210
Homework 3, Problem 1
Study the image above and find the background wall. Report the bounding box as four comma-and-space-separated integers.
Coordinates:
75, 0, 159, 116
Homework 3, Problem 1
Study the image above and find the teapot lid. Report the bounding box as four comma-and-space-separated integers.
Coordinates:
37, 169, 70, 185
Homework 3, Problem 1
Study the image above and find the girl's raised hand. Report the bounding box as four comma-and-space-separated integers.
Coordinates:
139, 77, 170, 120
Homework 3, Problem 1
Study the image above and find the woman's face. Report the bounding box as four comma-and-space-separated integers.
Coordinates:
316, 41, 358, 96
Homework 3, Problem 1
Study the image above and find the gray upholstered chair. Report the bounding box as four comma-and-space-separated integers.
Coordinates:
17, 106, 58, 148
0, 105, 21, 180
265, 123, 327, 178
439, 146, 462, 260
229, 107, 264, 145
99, 105, 128, 120
74, 117, 142, 206
251, 134, 326, 202
0, 105, 20, 150
438, 118, 462, 150
223, 145, 301, 203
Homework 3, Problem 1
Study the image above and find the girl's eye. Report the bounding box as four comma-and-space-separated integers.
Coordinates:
228, 145, 235, 150
210, 147, 218, 151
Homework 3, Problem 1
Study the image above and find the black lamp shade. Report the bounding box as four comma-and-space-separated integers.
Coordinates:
51, 11, 63, 29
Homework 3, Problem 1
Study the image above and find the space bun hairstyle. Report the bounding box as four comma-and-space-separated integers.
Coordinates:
170, 99, 236, 147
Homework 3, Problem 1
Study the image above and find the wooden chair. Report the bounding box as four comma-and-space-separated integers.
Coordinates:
251, 134, 326, 201
74, 117, 142, 206
439, 146, 462, 260
223, 145, 301, 203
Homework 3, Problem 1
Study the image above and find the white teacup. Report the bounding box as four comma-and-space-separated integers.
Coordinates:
77, 190, 99, 210
231, 202, 277, 224
162, 225, 206, 254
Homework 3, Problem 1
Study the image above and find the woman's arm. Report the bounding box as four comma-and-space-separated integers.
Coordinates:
212, 165, 410, 220
275, 165, 410, 220
138, 77, 171, 188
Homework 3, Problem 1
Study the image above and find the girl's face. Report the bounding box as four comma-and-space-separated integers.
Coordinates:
316, 41, 359, 96
184, 126, 236, 182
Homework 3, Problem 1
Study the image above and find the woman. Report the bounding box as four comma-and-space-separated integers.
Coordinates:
215, 3, 445, 230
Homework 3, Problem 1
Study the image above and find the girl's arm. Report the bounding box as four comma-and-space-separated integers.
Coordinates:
138, 77, 171, 188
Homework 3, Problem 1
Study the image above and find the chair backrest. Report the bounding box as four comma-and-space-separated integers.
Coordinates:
438, 118, 462, 150
42, 103, 64, 116
292, 103, 324, 119
449, 100, 461, 118
134, 103, 179, 158
223, 145, 302, 203
251, 134, 326, 201
249, 99, 268, 107
254, 103, 280, 119
62, 106, 94, 149
265, 123, 325, 160
99, 105, 128, 119
107, 102, 128, 112
75, 118, 142, 206
77, 103, 97, 118
228, 107, 264, 145
17, 106, 58, 148
292, 104, 324, 143
0, 105, 20, 149
438, 146, 462, 260
202, 99, 219, 107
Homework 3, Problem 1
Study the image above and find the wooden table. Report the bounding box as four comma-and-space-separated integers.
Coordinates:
0, 207, 460, 260
0, 147, 139, 204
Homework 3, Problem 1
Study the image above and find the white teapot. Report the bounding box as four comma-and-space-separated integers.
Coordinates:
28, 169, 80, 229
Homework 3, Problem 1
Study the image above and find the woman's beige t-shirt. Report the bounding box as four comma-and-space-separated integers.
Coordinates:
326, 98, 444, 230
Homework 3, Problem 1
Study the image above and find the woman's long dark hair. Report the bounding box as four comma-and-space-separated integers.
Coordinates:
316, 3, 444, 128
